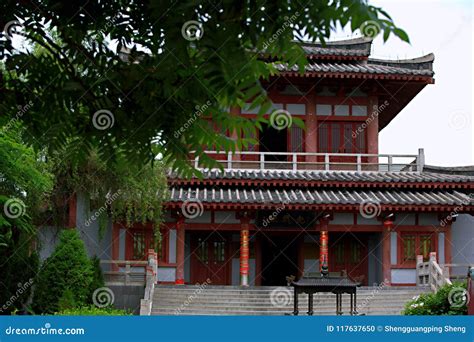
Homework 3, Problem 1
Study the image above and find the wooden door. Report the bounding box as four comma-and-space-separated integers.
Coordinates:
330, 235, 368, 285
317, 122, 367, 170
190, 233, 229, 285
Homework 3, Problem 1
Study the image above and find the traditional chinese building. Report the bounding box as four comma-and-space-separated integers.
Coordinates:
43, 38, 474, 293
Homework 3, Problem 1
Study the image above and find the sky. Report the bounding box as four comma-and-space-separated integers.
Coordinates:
337, 0, 473, 166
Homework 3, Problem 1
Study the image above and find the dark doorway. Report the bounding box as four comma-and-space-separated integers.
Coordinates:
261, 235, 298, 286
259, 124, 287, 162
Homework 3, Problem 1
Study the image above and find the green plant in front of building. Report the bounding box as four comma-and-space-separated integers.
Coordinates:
403, 282, 468, 315
0, 123, 54, 314
32, 229, 107, 314
55, 306, 131, 316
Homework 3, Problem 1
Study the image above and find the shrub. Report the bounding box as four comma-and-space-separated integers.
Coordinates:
89, 256, 105, 300
403, 282, 468, 315
32, 229, 93, 314
55, 306, 130, 316
57, 289, 77, 311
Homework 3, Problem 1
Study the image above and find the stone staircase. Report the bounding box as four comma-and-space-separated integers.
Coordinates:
151, 285, 428, 315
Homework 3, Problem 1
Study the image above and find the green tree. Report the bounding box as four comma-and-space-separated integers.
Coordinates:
0, 1, 408, 173
0, 123, 53, 314
49, 144, 168, 243
32, 229, 93, 314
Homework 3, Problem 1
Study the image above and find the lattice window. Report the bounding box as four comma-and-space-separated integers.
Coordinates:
197, 238, 209, 264
402, 235, 416, 262
213, 241, 226, 263
290, 126, 304, 152
350, 242, 361, 263
132, 231, 146, 260
318, 122, 367, 153
318, 123, 329, 152
401, 233, 434, 263
419, 235, 432, 261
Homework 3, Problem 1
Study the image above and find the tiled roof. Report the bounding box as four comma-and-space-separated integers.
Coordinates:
275, 59, 434, 77
264, 38, 434, 78
299, 37, 372, 57
301, 46, 369, 57
168, 169, 474, 185
169, 187, 472, 207
423, 165, 474, 176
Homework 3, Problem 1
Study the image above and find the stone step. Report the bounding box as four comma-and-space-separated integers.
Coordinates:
153, 290, 422, 296
156, 285, 422, 290
150, 285, 423, 316
153, 294, 418, 302
153, 297, 415, 305
155, 306, 407, 313
151, 309, 403, 316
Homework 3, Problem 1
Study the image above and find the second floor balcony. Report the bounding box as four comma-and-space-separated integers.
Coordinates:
191, 149, 425, 173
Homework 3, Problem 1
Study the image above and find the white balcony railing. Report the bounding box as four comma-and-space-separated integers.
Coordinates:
192, 148, 425, 173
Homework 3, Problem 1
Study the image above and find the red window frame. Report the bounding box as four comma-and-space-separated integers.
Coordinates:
125, 227, 154, 261
317, 122, 367, 153
398, 232, 437, 266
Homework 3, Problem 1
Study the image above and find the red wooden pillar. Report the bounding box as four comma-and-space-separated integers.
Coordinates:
175, 217, 186, 285
305, 94, 317, 167
255, 233, 262, 286
367, 95, 379, 169
382, 218, 393, 285
319, 218, 330, 275
230, 106, 241, 163
240, 220, 250, 286
111, 223, 120, 272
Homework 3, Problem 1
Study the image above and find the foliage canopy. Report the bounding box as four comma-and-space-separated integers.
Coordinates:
0, 0, 408, 174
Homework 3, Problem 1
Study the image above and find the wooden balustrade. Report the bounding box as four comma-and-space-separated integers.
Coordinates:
190, 149, 424, 173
